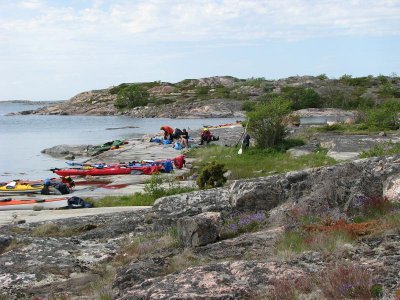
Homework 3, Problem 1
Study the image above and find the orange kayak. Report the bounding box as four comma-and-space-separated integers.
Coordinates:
0, 197, 68, 206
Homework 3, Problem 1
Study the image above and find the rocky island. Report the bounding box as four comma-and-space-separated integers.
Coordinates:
18, 74, 400, 119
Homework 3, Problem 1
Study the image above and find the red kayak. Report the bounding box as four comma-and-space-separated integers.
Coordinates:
54, 166, 133, 176
53, 165, 163, 176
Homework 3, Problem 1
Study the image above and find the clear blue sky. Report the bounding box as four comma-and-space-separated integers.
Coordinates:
1, 0, 399, 100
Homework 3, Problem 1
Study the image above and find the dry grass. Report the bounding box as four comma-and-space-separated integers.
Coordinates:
0, 239, 21, 255
88, 265, 116, 300
304, 219, 377, 237
31, 223, 98, 238
114, 229, 180, 266
257, 263, 376, 300
318, 263, 374, 299
165, 249, 203, 274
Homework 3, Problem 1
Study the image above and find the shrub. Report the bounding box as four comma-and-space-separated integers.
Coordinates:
281, 86, 323, 110
213, 86, 231, 98
352, 196, 393, 219
319, 263, 374, 299
246, 97, 291, 148
195, 86, 211, 98
316, 73, 328, 80
364, 99, 400, 130
115, 84, 150, 109
379, 82, 400, 98
244, 77, 265, 88
196, 161, 227, 189
268, 277, 299, 300
241, 101, 257, 112
109, 83, 130, 94
143, 174, 164, 198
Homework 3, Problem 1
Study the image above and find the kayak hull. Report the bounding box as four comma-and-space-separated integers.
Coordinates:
0, 182, 43, 194
54, 167, 133, 176
0, 197, 68, 210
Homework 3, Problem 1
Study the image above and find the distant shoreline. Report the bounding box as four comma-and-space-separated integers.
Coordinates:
0, 100, 65, 105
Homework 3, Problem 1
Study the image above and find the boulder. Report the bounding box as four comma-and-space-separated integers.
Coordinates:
152, 188, 232, 229
177, 212, 222, 248
41, 144, 92, 158
154, 155, 400, 227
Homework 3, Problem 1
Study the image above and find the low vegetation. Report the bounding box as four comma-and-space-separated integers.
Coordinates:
189, 145, 336, 180
269, 196, 400, 298
276, 196, 400, 258
220, 211, 267, 239
114, 227, 180, 266
110, 75, 400, 117
247, 97, 291, 148
264, 263, 379, 300
32, 222, 98, 237
87, 175, 195, 207
196, 161, 227, 189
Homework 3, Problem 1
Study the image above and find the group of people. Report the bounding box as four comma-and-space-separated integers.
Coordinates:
160, 126, 190, 148
160, 126, 222, 148
41, 176, 75, 195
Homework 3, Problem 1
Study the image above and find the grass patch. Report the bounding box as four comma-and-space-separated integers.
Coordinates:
165, 249, 204, 274
87, 175, 196, 207
189, 145, 335, 180
114, 228, 180, 266
32, 223, 98, 237
314, 122, 380, 134
359, 142, 400, 158
87, 193, 156, 207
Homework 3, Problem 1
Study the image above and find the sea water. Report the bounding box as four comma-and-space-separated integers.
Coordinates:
0, 102, 239, 181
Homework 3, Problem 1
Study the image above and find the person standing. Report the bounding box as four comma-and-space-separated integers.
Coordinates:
243, 133, 250, 148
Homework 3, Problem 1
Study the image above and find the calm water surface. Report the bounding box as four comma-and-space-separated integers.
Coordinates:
0, 102, 239, 181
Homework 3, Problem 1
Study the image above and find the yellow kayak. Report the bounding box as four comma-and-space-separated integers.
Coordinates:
0, 181, 43, 194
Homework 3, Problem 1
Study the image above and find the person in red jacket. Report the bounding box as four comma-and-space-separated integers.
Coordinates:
160, 125, 174, 141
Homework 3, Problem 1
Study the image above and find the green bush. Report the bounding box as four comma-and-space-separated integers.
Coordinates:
364, 99, 400, 130
197, 161, 227, 189
213, 86, 231, 98
241, 101, 257, 112
280, 86, 323, 110
244, 77, 265, 88
115, 84, 150, 109
247, 97, 291, 148
109, 83, 131, 95
195, 86, 211, 99
316, 73, 328, 80
339, 75, 373, 87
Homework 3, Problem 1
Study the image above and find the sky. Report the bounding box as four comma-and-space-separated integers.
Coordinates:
0, 0, 399, 101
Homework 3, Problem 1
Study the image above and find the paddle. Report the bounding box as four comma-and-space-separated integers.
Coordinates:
238, 119, 250, 155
